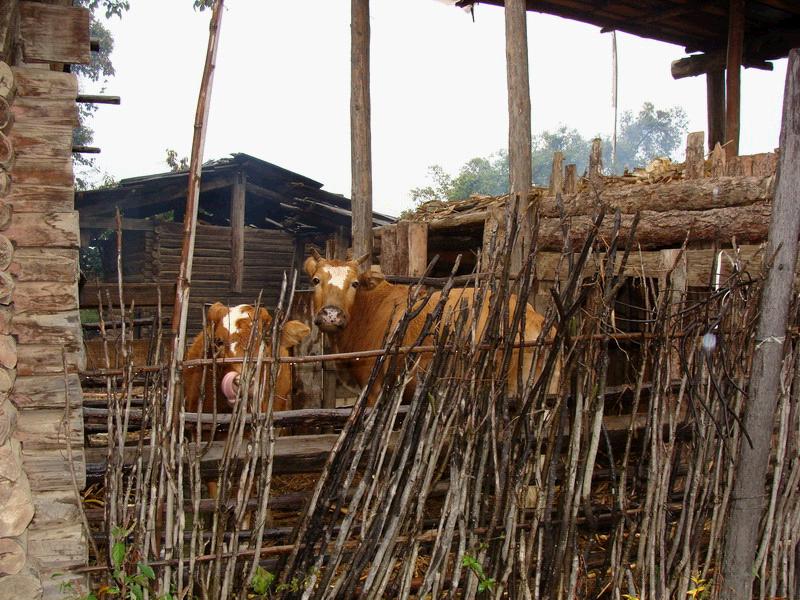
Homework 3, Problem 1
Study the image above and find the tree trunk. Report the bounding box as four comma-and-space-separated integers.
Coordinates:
720, 47, 800, 600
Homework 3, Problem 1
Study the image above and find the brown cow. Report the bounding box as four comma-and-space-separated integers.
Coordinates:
184, 302, 310, 418
304, 252, 558, 404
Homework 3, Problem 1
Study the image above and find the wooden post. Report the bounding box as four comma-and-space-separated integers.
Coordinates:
706, 69, 725, 151
684, 131, 705, 180
379, 224, 397, 276
721, 48, 800, 600
724, 0, 744, 158
407, 222, 428, 277
229, 170, 245, 293
505, 0, 532, 273
394, 221, 410, 277
548, 151, 564, 195
589, 138, 603, 187
350, 0, 372, 270
564, 164, 577, 194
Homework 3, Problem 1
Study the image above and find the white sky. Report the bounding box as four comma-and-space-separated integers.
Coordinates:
84, 0, 787, 217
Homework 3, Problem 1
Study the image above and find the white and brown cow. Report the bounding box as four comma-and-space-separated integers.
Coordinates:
304, 251, 558, 404
184, 302, 310, 418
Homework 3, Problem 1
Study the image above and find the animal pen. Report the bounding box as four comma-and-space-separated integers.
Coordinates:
0, 1, 798, 600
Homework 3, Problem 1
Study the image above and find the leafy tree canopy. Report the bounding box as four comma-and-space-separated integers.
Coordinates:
410, 102, 688, 205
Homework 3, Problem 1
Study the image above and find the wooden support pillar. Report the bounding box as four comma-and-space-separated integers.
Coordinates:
407, 222, 428, 277
589, 138, 603, 187
706, 69, 725, 151
379, 224, 397, 276
229, 170, 245, 293
724, 0, 744, 158
395, 221, 410, 277
504, 0, 532, 273
564, 164, 577, 194
350, 0, 372, 270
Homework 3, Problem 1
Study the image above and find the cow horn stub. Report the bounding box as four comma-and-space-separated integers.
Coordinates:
354, 252, 370, 265
310, 247, 323, 261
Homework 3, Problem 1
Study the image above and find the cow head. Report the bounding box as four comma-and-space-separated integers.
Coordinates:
204, 303, 310, 406
304, 249, 382, 333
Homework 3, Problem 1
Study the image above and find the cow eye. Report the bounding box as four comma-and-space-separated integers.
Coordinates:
312, 277, 320, 285
351, 280, 360, 288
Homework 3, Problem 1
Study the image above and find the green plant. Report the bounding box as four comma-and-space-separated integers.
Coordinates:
687, 574, 710, 599
250, 566, 276, 598
105, 525, 158, 600
462, 553, 496, 594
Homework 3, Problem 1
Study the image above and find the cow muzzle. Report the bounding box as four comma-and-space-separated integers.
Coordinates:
314, 305, 348, 332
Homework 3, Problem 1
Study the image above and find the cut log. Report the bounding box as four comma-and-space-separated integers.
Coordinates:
0, 335, 16, 369
6, 155, 73, 187
0, 400, 17, 446
16, 345, 85, 377
8, 248, 77, 282
10, 123, 72, 160
0, 306, 10, 335
535, 203, 770, 250
407, 222, 428, 277
0, 563, 42, 600
12, 281, 78, 312
27, 522, 85, 571
0, 536, 27, 576
6, 184, 73, 213
0, 132, 12, 167
31, 490, 80, 528
395, 221, 410, 277
11, 68, 77, 100
0, 271, 12, 305
15, 408, 82, 449
11, 311, 83, 349
0, 203, 11, 231
0, 439, 23, 483
10, 97, 78, 129
10, 373, 81, 410
0, 170, 9, 197
18, 2, 91, 65
549, 151, 564, 194
564, 164, 577, 194
0, 235, 13, 270
0, 476, 34, 537
0, 62, 14, 99
21, 445, 84, 492
0, 367, 14, 396
379, 224, 397, 275
710, 142, 727, 177
5, 211, 79, 248
79, 282, 174, 308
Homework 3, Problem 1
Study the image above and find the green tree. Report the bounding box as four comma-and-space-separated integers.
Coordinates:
72, 1, 130, 190
410, 102, 688, 204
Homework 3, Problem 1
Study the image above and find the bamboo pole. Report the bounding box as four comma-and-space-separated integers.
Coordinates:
163, 0, 225, 592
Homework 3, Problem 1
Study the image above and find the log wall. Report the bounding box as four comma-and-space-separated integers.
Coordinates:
0, 2, 91, 597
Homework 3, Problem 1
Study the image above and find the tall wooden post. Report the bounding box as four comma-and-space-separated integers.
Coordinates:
230, 170, 245, 293
505, 0, 532, 273
721, 48, 800, 600
724, 0, 744, 158
706, 69, 725, 151
351, 0, 372, 269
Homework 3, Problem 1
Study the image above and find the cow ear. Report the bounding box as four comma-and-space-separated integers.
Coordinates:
207, 302, 227, 324
359, 267, 384, 290
304, 256, 318, 278
258, 307, 272, 329
281, 320, 311, 349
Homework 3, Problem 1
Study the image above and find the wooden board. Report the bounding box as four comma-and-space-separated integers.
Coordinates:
27, 522, 86, 571
10, 373, 81, 410
79, 282, 175, 308
21, 445, 84, 492
8, 155, 74, 187
11, 96, 78, 128
15, 408, 82, 449
18, 2, 90, 65
9, 123, 73, 160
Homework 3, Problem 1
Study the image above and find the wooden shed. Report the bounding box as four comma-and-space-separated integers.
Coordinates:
76, 153, 394, 336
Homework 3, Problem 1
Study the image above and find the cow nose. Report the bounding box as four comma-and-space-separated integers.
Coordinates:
315, 305, 347, 331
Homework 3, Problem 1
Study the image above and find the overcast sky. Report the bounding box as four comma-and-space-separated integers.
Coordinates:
83, 1, 787, 217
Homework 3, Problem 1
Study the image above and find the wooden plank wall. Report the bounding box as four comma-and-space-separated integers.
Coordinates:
0, 2, 91, 597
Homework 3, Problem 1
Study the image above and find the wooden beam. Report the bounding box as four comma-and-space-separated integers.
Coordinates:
79, 216, 154, 232
350, 0, 372, 270
18, 2, 90, 65
407, 222, 428, 277
725, 0, 745, 158
79, 283, 176, 308
75, 94, 120, 105
230, 170, 245, 293
505, 0, 532, 273
671, 52, 772, 79
706, 69, 725, 150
